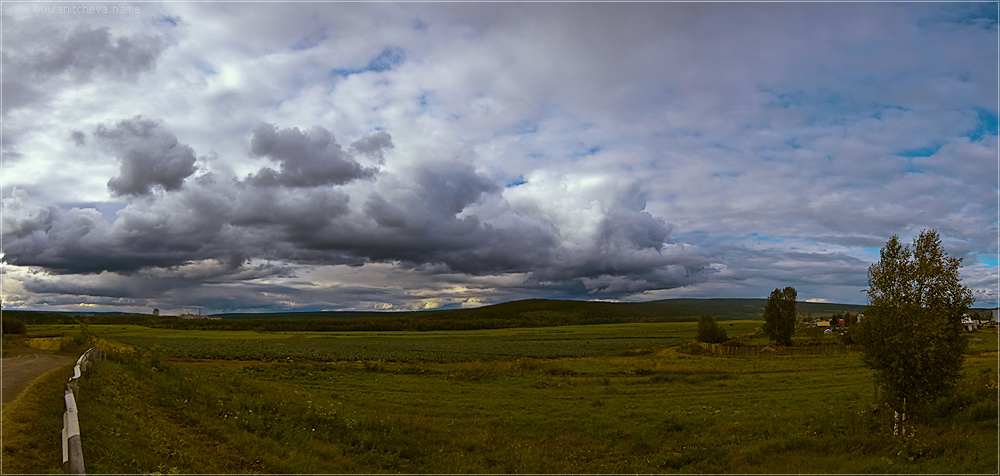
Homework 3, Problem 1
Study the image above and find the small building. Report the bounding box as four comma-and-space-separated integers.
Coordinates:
152, 309, 160, 316
816, 321, 830, 328
178, 310, 221, 320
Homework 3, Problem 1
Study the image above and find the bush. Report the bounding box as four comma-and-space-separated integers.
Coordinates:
678, 342, 704, 355
2, 317, 26, 336
697, 314, 728, 344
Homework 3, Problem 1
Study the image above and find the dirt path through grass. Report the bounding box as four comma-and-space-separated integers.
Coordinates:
1, 351, 73, 411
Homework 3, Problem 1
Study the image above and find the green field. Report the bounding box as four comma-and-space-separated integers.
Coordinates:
31, 321, 737, 362
6, 321, 998, 473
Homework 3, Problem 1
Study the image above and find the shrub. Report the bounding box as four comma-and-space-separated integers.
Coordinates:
697, 314, 728, 344
678, 342, 704, 355
2, 317, 26, 336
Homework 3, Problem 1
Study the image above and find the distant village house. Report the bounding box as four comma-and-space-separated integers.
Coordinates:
962, 309, 998, 332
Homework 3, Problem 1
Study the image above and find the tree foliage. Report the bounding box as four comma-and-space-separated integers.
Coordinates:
697, 314, 728, 344
854, 229, 973, 435
763, 287, 797, 346
1, 316, 26, 336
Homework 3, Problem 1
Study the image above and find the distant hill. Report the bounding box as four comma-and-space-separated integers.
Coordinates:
211, 298, 867, 321
5, 298, 869, 332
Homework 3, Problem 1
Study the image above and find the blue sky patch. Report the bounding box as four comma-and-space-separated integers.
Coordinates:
898, 145, 940, 158
505, 175, 527, 188
332, 47, 406, 78
571, 145, 601, 158
965, 108, 999, 142
156, 15, 180, 27
195, 63, 218, 76
62, 202, 127, 222
949, 3, 999, 29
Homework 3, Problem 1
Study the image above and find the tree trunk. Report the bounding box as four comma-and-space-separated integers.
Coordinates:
893, 399, 908, 437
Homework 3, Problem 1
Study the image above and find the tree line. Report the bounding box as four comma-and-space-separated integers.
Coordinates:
5, 308, 696, 334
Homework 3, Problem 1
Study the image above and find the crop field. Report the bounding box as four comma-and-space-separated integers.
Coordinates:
8, 322, 998, 473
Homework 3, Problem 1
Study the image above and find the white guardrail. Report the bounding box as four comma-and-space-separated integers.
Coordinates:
63, 347, 104, 475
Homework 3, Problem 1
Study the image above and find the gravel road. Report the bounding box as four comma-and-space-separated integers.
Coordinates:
1, 352, 73, 407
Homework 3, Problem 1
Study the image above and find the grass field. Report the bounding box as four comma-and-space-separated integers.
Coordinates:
29, 321, 740, 362
8, 321, 999, 473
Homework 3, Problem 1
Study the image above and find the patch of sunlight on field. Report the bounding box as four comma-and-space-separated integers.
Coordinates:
24, 336, 68, 351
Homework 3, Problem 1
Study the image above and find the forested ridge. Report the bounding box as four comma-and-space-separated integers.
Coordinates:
4, 298, 872, 332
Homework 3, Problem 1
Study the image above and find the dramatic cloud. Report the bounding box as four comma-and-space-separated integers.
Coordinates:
247, 123, 378, 187
97, 117, 198, 196
1, 3, 995, 313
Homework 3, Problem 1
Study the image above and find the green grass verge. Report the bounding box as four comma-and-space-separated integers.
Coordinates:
1, 363, 73, 474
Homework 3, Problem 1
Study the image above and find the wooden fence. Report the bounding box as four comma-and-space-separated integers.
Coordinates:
699, 342, 856, 357
63, 347, 104, 475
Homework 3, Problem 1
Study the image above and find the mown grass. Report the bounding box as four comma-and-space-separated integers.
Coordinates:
64, 323, 999, 474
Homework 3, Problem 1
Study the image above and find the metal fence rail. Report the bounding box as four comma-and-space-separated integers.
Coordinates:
63, 347, 103, 475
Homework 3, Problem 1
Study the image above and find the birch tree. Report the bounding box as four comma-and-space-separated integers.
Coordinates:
855, 229, 973, 437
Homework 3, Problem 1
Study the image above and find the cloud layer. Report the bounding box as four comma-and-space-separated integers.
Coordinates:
1, 3, 996, 313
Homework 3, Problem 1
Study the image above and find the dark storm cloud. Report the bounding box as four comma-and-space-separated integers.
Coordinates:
538, 216, 707, 296
2, 114, 715, 307
1, 188, 51, 249
96, 117, 198, 196
363, 163, 498, 229
352, 162, 563, 275
20, 272, 180, 300
3, 120, 377, 277
0, 192, 182, 274
247, 123, 379, 187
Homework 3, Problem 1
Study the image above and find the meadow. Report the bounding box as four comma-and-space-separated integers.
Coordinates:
29, 322, 707, 362
6, 320, 998, 473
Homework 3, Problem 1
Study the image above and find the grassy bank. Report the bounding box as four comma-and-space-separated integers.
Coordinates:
1, 363, 74, 474
67, 323, 997, 473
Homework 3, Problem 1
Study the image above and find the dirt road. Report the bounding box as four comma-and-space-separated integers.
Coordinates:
1, 352, 73, 408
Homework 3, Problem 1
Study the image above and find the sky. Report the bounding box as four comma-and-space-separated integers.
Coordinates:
1, 2, 997, 314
